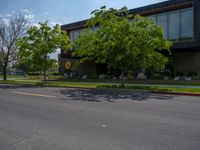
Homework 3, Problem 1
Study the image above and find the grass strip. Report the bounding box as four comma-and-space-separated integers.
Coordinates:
99, 84, 200, 94
1, 80, 200, 94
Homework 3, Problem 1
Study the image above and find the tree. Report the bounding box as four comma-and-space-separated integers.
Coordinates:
0, 51, 3, 72
73, 6, 172, 77
15, 57, 36, 74
0, 14, 29, 80
47, 59, 59, 73
17, 22, 70, 82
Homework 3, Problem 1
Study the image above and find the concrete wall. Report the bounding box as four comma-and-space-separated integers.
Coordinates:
75, 62, 97, 76
59, 56, 97, 76
59, 57, 76, 74
173, 51, 200, 73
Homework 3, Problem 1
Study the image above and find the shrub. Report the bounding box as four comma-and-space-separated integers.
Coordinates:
127, 70, 133, 80
50, 72, 60, 76
27, 72, 41, 76
152, 73, 163, 79
175, 72, 185, 77
188, 71, 200, 80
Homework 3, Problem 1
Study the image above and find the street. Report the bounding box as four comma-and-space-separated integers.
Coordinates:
0, 84, 200, 150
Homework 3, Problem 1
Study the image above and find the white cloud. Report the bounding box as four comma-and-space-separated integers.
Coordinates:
11, 11, 16, 14
0, 14, 9, 24
31, 21, 62, 28
0, 9, 37, 25
20, 9, 36, 22
24, 14, 35, 20
31, 22, 40, 27
5, 14, 11, 17
48, 21, 62, 27
22, 9, 30, 13
2, 18, 9, 24
44, 12, 49, 15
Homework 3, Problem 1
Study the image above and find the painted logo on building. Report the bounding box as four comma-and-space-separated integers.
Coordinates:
65, 61, 72, 70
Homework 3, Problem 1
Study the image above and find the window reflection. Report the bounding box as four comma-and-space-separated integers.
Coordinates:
148, 7, 193, 42
169, 11, 180, 42
70, 8, 194, 43
157, 13, 168, 39
181, 8, 193, 41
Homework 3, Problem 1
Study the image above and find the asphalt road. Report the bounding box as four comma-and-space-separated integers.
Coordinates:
0, 84, 200, 150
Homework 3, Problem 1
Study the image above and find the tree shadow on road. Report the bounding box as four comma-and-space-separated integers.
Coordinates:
0, 84, 176, 102
59, 88, 175, 102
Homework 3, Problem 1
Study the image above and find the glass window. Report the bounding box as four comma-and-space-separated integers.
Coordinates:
73, 30, 80, 40
147, 7, 193, 42
168, 11, 180, 41
157, 13, 168, 39
70, 31, 74, 42
79, 29, 83, 36
181, 8, 193, 41
150, 15, 156, 24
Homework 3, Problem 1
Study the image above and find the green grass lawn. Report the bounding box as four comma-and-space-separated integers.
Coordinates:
1, 79, 200, 94
57, 79, 200, 86
99, 84, 200, 94
0, 79, 98, 88
1, 75, 200, 86
0, 75, 27, 79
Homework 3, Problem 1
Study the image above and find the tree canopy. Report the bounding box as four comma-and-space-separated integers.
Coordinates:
72, 6, 172, 75
17, 22, 70, 81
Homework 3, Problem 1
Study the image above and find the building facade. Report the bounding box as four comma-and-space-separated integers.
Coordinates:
59, 0, 200, 75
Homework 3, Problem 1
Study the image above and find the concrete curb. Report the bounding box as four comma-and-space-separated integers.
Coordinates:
1, 82, 200, 97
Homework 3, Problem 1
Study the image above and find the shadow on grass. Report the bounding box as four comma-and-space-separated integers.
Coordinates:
59, 88, 175, 102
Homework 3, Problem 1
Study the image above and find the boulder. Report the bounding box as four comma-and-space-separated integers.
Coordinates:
63, 73, 68, 79
180, 76, 187, 80
136, 73, 147, 80
119, 74, 128, 80
99, 74, 105, 79
69, 72, 73, 78
174, 76, 180, 81
112, 76, 117, 80
185, 77, 192, 81
119, 74, 123, 80
82, 75, 88, 79
123, 76, 128, 80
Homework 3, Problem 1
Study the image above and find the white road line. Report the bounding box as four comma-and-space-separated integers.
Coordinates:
12, 92, 56, 98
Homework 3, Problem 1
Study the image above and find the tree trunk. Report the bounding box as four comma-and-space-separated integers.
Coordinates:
121, 70, 124, 80
43, 71, 46, 83
3, 65, 7, 81
121, 70, 125, 87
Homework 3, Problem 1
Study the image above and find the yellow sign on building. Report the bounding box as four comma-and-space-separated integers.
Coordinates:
65, 61, 72, 70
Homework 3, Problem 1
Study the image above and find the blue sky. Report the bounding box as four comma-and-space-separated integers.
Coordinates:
0, 0, 167, 59
0, 0, 167, 25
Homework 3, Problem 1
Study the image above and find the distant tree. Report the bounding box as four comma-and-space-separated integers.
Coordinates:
0, 51, 2, 72
15, 57, 36, 74
0, 14, 29, 80
48, 59, 59, 73
73, 6, 172, 77
17, 22, 70, 82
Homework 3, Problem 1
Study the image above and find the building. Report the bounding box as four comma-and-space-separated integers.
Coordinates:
59, 0, 200, 75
